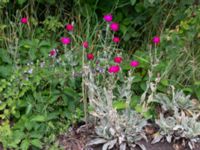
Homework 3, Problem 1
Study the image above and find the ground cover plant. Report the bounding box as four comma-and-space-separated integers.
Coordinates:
0, 0, 200, 150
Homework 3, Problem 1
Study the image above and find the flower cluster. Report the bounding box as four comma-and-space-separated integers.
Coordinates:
20, 15, 161, 74
104, 14, 120, 44
103, 14, 139, 73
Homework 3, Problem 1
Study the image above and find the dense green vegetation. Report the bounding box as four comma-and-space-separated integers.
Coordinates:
0, 0, 200, 149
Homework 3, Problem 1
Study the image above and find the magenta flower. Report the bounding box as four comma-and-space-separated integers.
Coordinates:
130, 61, 139, 67
83, 41, 89, 48
60, 37, 71, 45
108, 65, 120, 73
65, 24, 74, 31
21, 17, 28, 24
49, 49, 57, 57
113, 36, 120, 43
87, 53, 94, 60
103, 14, 113, 22
114, 56, 122, 64
153, 36, 160, 44
110, 22, 119, 32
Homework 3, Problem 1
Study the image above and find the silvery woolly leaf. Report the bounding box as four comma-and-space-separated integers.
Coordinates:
118, 134, 125, 144
87, 138, 107, 146
140, 132, 148, 142
102, 139, 117, 150
188, 141, 195, 150
173, 125, 184, 131
129, 143, 136, 148
166, 135, 172, 143
137, 143, 147, 150
151, 134, 163, 144
150, 83, 156, 92
109, 127, 116, 136
119, 143, 126, 150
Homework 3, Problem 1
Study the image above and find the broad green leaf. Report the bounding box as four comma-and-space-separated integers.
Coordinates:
148, 0, 155, 4
12, 130, 25, 145
135, 2, 145, 13
25, 121, 33, 131
135, 104, 143, 113
46, 112, 59, 120
30, 132, 43, 139
182, 88, 193, 93
161, 79, 169, 86
130, 96, 140, 108
195, 87, 200, 100
0, 49, 12, 64
195, 81, 200, 85
20, 139, 30, 150
26, 103, 32, 115
132, 76, 142, 83
63, 87, 79, 99
0, 103, 6, 110
130, 0, 136, 5
0, 65, 13, 77
113, 100, 127, 110
17, 0, 27, 5
31, 139, 43, 149
31, 115, 46, 122
48, 0, 55, 5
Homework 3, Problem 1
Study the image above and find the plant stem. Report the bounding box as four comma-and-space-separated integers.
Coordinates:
82, 47, 88, 123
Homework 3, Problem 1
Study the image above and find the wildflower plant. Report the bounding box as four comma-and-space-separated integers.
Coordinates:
75, 14, 149, 149
138, 31, 200, 148
151, 88, 200, 149
85, 66, 147, 149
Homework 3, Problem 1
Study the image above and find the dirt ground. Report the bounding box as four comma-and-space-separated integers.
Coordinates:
58, 123, 200, 150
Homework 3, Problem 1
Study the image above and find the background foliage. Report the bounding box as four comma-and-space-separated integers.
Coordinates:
0, 0, 200, 149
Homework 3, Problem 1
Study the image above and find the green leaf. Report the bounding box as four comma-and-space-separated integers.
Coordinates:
30, 132, 43, 139
17, 0, 27, 5
0, 49, 12, 64
20, 139, 30, 150
80, 4, 93, 17
130, 96, 140, 108
161, 79, 169, 86
148, 0, 155, 4
143, 110, 153, 119
130, 0, 136, 5
140, 82, 147, 91
195, 81, 200, 85
132, 76, 142, 83
0, 65, 13, 77
31, 139, 43, 149
31, 115, 46, 122
195, 87, 200, 100
135, 104, 142, 113
26, 103, 32, 115
135, 2, 145, 13
47, 0, 55, 5
0, 103, 6, 110
12, 130, 25, 145
63, 87, 79, 99
25, 121, 33, 131
182, 88, 193, 93
46, 112, 59, 120
113, 100, 127, 110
